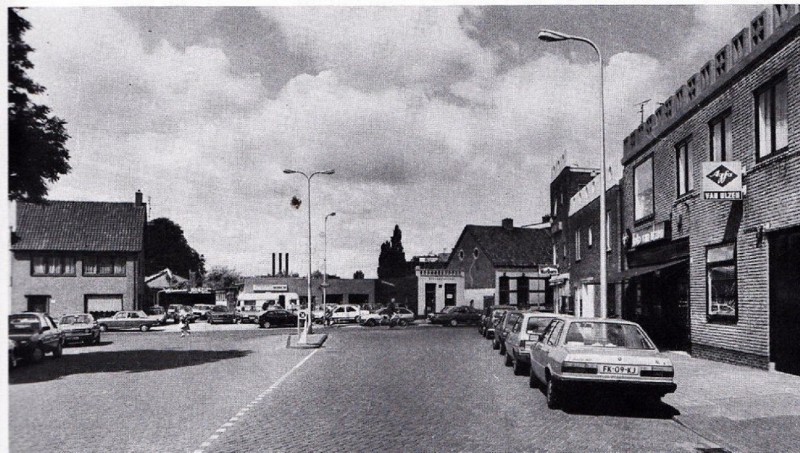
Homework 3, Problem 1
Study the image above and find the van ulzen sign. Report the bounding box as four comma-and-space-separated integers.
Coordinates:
702, 161, 743, 200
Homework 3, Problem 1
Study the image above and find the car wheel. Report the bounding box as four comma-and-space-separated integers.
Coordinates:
499, 342, 506, 355
546, 379, 561, 409
529, 371, 541, 389
29, 345, 45, 364
99, 324, 108, 332
262, 321, 270, 328
513, 357, 527, 376
449, 319, 458, 327
398, 319, 409, 327
208, 318, 215, 325
53, 341, 63, 358
140, 325, 150, 332
365, 319, 376, 327
492, 338, 500, 350
504, 352, 513, 367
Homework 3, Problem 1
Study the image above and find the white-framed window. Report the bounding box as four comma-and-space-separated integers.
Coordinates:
755, 74, 788, 160
575, 230, 581, 261
634, 156, 654, 221
31, 256, 76, 276
84, 255, 126, 276
676, 140, 693, 197
709, 111, 732, 161
707, 242, 737, 321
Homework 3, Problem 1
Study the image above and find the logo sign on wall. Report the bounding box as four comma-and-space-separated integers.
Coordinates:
702, 161, 743, 200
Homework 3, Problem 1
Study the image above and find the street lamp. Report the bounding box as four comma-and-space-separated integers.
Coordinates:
538, 29, 608, 319
283, 168, 335, 338
322, 212, 336, 319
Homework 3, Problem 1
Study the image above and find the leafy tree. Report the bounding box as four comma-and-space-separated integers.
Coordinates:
8, 8, 71, 203
353, 270, 365, 279
145, 218, 205, 281
377, 225, 412, 278
204, 265, 242, 290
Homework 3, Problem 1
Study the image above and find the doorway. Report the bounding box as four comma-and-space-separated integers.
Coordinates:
27, 295, 51, 313
770, 227, 800, 376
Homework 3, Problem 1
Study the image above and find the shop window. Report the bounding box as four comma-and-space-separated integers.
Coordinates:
709, 111, 732, 161
84, 255, 127, 276
31, 256, 76, 276
634, 156, 654, 222
707, 243, 737, 322
676, 139, 694, 197
755, 74, 788, 160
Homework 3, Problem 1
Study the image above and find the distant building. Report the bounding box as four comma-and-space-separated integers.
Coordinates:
10, 192, 148, 318
446, 218, 554, 311
620, 6, 800, 372
239, 276, 376, 309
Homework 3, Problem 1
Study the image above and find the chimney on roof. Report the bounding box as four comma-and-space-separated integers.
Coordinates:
135, 190, 143, 206
502, 218, 514, 230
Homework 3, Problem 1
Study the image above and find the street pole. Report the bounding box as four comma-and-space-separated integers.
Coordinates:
323, 212, 336, 321
283, 168, 335, 339
538, 29, 607, 318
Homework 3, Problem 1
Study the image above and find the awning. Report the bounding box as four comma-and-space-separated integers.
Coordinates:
609, 258, 688, 282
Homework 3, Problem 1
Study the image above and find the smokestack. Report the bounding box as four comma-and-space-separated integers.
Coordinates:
272, 253, 276, 277
502, 218, 514, 230
285, 253, 289, 275
279, 253, 283, 276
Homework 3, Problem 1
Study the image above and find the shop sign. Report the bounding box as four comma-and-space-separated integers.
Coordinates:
632, 221, 669, 248
540, 267, 559, 276
702, 161, 742, 200
253, 284, 288, 292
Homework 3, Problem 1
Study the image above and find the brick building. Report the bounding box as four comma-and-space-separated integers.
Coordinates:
10, 192, 148, 318
446, 219, 553, 311
620, 6, 800, 373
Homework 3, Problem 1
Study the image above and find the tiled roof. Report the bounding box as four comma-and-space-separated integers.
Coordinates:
463, 225, 552, 268
12, 201, 146, 252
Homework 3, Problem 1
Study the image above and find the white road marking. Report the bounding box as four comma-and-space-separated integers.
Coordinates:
194, 348, 320, 453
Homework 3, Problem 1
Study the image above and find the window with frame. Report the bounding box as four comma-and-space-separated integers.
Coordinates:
707, 243, 737, 321
709, 111, 732, 161
755, 75, 788, 159
31, 256, 76, 276
575, 230, 581, 261
634, 157, 654, 221
84, 256, 126, 276
587, 227, 593, 247
676, 140, 694, 197
547, 320, 565, 346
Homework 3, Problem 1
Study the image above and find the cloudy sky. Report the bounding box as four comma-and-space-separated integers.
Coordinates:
17, 4, 766, 278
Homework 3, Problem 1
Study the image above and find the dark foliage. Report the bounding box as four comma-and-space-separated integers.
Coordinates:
145, 218, 205, 281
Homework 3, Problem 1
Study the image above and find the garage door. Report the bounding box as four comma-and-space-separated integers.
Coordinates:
85, 295, 123, 312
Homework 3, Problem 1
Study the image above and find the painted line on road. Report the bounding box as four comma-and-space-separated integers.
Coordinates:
193, 347, 320, 453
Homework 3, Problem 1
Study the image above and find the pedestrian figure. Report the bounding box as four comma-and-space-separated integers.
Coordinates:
180, 315, 191, 337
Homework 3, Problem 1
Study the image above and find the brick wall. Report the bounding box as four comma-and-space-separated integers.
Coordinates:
446, 232, 497, 289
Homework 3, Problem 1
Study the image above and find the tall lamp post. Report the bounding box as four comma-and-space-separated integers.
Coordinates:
283, 168, 335, 337
538, 29, 607, 318
322, 212, 336, 316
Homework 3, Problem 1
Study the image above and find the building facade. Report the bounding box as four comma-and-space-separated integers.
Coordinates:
415, 268, 465, 315
239, 276, 376, 310
10, 193, 148, 318
621, 6, 800, 372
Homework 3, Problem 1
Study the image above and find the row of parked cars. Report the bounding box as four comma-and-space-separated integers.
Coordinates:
479, 306, 677, 410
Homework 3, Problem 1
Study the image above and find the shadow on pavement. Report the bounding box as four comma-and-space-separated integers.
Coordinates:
556, 393, 680, 419
9, 349, 251, 384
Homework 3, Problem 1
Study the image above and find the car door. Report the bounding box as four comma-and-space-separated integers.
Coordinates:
42, 316, 59, 349
346, 306, 358, 321
530, 319, 560, 382
543, 320, 567, 374
111, 312, 127, 329
332, 306, 346, 322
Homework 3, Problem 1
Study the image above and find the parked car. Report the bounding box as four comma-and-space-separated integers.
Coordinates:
8, 312, 65, 363
327, 304, 369, 324
58, 313, 101, 345
9, 339, 19, 369
207, 305, 238, 324
480, 305, 515, 339
144, 306, 168, 325
96, 311, 161, 332
427, 306, 482, 326
192, 304, 215, 320
258, 309, 299, 328
166, 304, 184, 323
492, 310, 524, 353
237, 305, 263, 324
504, 313, 565, 375
359, 307, 415, 326
529, 318, 677, 409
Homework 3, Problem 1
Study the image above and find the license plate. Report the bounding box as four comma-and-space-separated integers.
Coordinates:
599, 365, 639, 375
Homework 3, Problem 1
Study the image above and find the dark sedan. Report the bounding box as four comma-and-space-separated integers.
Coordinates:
258, 309, 298, 328
427, 306, 482, 326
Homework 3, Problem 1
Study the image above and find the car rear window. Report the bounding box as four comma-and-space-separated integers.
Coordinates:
564, 322, 655, 350
525, 317, 552, 334
10, 316, 40, 332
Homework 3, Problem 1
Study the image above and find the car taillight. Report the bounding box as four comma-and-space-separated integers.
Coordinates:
641, 366, 674, 378
562, 361, 598, 374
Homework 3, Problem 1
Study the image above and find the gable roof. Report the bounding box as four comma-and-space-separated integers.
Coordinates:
11, 201, 146, 252
452, 225, 552, 268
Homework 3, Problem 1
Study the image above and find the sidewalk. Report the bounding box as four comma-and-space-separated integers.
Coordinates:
664, 351, 800, 452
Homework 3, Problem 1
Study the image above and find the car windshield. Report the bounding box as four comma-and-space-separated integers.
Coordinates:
9, 315, 40, 332
525, 317, 552, 334
60, 315, 93, 324
563, 322, 655, 350
212, 306, 227, 312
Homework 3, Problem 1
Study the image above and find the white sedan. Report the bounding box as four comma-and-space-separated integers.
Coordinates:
529, 318, 677, 409
359, 307, 415, 326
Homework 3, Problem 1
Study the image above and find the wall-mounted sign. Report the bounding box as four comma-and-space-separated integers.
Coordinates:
702, 161, 743, 200
253, 284, 288, 292
540, 267, 559, 276
632, 221, 670, 248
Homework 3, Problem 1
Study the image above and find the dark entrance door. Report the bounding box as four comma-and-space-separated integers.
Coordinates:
26, 295, 50, 313
444, 284, 457, 307
425, 284, 436, 314
770, 228, 800, 375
